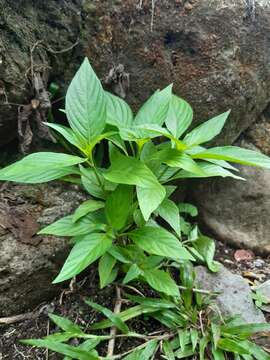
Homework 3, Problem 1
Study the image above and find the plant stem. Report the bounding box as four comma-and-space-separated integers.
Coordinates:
107, 286, 122, 357
178, 285, 220, 296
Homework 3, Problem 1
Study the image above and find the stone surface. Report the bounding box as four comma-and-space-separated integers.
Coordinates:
257, 280, 270, 300
0, 181, 87, 316
191, 163, 270, 255
1, 1, 270, 147
195, 265, 266, 323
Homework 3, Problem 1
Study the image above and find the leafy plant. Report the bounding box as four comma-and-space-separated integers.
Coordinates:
1, 57, 270, 294
22, 265, 270, 359
252, 289, 269, 309
7, 57, 270, 358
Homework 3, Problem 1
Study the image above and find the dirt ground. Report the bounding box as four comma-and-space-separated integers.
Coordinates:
0, 239, 269, 360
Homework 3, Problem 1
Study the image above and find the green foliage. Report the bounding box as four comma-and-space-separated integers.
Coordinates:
1, 58, 269, 359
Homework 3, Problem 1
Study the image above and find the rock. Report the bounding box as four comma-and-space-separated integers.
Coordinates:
0, 182, 87, 316
195, 265, 266, 323
2, 1, 270, 147
191, 164, 270, 255
256, 280, 270, 301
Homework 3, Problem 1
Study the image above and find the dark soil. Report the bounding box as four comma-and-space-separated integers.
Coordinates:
0, 240, 269, 360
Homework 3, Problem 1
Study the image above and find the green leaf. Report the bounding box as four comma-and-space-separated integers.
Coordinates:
80, 166, 108, 199
126, 295, 176, 309
0, 152, 84, 183
163, 340, 175, 360
129, 226, 194, 261
190, 329, 199, 351
49, 314, 83, 334
240, 340, 270, 360
21, 339, 98, 360
85, 300, 129, 334
39, 214, 105, 236
123, 264, 142, 284
143, 268, 179, 296
178, 203, 198, 217
90, 305, 158, 330
222, 323, 270, 337
104, 152, 162, 188
98, 253, 116, 288
44, 122, 83, 149
154, 148, 206, 175
72, 200, 105, 223
183, 110, 230, 147
193, 236, 220, 272
65, 58, 106, 146
212, 345, 225, 360
199, 336, 209, 360
165, 94, 193, 138
53, 233, 112, 283
156, 198, 181, 235
136, 184, 166, 221
211, 323, 221, 349
123, 340, 158, 360
192, 146, 270, 169
174, 346, 194, 359
105, 185, 133, 230
105, 91, 133, 128
217, 339, 249, 355
134, 85, 172, 126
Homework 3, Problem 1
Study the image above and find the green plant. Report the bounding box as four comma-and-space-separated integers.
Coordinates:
2, 57, 270, 359
252, 289, 269, 309
22, 264, 270, 359
1, 57, 270, 294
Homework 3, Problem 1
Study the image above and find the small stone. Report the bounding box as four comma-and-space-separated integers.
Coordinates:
195, 265, 266, 324
184, 2, 193, 10
234, 249, 255, 262
253, 259, 265, 268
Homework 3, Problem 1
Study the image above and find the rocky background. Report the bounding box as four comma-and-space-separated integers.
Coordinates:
0, 0, 270, 326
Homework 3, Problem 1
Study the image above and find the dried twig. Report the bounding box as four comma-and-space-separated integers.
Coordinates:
150, 0, 156, 32
107, 286, 122, 357
0, 311, 38, 325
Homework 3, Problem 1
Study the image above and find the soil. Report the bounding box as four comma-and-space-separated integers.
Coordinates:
0, 238, 269, 360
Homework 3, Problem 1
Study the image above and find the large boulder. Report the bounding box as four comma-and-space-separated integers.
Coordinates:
0, 181, 87, 316
1, 0, 270, 147
191, 160, 270, 255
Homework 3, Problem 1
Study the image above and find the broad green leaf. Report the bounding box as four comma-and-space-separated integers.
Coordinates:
108, 245, 132, 264
134, 85, 172, 126
43, 332, 77, 343
192, 146, 270, 169
170, 162, 243, 181
98, 253, 116, 288
105, 91, 133, 128
0, 152, 84, 183
80, 166, 108, 199
65, 58, 106, 146
165, 94, 193, 138
21, 339, 98, 360
90, 305, 158, 330
163, 340, 175, 360
53, 233, 112, 283
153, 148, 205, 175
156, 198, 181, 235
85, 300, 129, 334
129, 226, 194, 261
104, 152, 162, 188
222, 323, 270, 337
178, 329, 190, 351
106, 132, 128, 155
44, 122, 83, 149
193, 236, 220, 272
39, 214, 105, 236
240, 340, 270, 360
123, 264, 142, 284
143, 269, 179, 297
178, 203, 198, 217
136, 184, 166, 221
72, 200, 105, 223
133, 209, 146, 227
183, 110, 230, 147
217, 339, 249, 355
49, 314, 83, 334
105, 185, 133, 230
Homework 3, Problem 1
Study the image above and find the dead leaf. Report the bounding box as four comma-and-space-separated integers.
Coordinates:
234, 249, 255, 262
242, 271, 265, 281
105, 64, 130, 98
